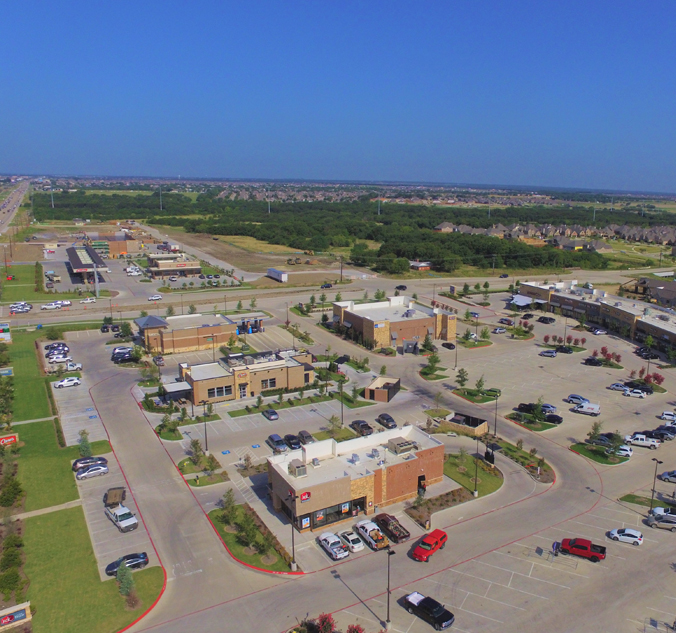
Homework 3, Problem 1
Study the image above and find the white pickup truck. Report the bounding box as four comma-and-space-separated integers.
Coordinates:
48, 361, 82, 373
624, 434, 660, 450
105, 504, 139, 533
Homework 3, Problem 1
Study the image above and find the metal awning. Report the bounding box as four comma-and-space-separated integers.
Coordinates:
163, 381, 192, 394
534, 299, 548, 304
390, 332, 398, 339
343, 320, 352, 329
510, 295, 533, 307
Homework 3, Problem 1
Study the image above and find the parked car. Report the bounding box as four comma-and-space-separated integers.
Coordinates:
113, 354, 133, 364
469, 311, 480, 319
586, 432, 619, 448
483, 388, 501, 398
338, 530, 364, 553
168, 276, 178, 282
573, 402, 601, 416
318, 532, 349, 560
541, 404, 557, 414
404, 592, 455, 630
298, 430, 315, 445
625, 381, 653, 395
648, 514, 676, 532
262, 409, 279, 421
556, 346, 574, 354
592, 328, 607, 335
609, 382, 627, 391
556, 537, 606, 562
540, 349, 557, 358
100, 325, 110, 333
544, 414, 563, 425
284, 434, 302, 450
111, 324, 120, 332
355, 520, 388, 550
584, 357, 603, 366
321, 283, 333, 289
395, 285, 407, 291
492, 327, 506, 334
80, 297, 96, 304
376, 413, 397, 429
148, 294, 162, 301
608, 528, 643, 546
72, 456, 108, 472
49, 355, 73, 364
76, 464, 109, 480
441, 342, 455, 350
642, 429, 674, 441
153, 356, 165, 366
641, 351, 660, 360
54, 377, 81, 389
412, 529, 447, 562
651, 506, 676, 517
624, 434, 659, 449
45, 342, 67, 350
499, 273, 509, 278
623, 389, 646, 399
498, 318, 513, 325
517, 403, 535, 414
606, 445, 633, 458
266, 433, 287, 453
537, 316, 556, 324
104, 552, 148, 576
351, 420, 373, 436
660, 470, 676, 483
660, 412, 676, 422
46, 347, 69, 357
522, 313, 534, 320
105, 504, 139, 533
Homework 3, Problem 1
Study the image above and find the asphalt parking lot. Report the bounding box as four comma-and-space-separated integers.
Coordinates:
75, 452, 157, 581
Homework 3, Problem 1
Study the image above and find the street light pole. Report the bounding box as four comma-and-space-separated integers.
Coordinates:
339, 381, 344, 428
287, 493, 299, 572
473, 436, 479, 498
181, 293, 184, 315
454, 338, 458, 370
494, 394, 499, 439
386, 548, 395, 630
650, 458, 664, 512
200, 399, 209, 454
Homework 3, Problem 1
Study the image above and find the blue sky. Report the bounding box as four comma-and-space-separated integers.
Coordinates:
1, 1, 675, 192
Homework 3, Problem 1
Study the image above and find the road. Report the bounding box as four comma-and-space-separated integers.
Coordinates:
0, 182, 29, 235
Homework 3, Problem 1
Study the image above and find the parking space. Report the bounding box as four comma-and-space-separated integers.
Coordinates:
75, 452, 157, 581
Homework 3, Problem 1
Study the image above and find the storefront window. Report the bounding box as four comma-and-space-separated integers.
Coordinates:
311, 501, 353, 529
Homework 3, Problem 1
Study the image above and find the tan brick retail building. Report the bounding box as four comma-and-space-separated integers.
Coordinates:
267, 426, 444, 532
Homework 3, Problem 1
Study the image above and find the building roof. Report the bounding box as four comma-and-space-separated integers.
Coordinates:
188, 362, 231, 381
66, 245, 108, 272
163, 381, 192, 394
134, 315, 169, 330
269, 426, 442, 488
335, 296, 452, 324
164, 313, 234, 331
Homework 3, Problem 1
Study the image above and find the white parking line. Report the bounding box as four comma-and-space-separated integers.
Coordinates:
493, 549, 590, 578
475, 560, 571, 588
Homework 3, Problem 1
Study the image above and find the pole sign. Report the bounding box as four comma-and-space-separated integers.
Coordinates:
0, 435, 18, 447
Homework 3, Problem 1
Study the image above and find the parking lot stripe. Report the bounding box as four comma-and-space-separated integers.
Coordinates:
493, 550, 590, 579
430, 568, 550, 600
475, 560, 571, 588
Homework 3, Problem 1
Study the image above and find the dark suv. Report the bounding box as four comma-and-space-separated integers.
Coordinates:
376, 413, 397, 429
517, 403, 535, 414
586, 432, 620, 447
584, 357, 602, 366
537, 316, 555, 324
556, 345, 573, 354
625, 381, 654, 395
284, 434, 302, 450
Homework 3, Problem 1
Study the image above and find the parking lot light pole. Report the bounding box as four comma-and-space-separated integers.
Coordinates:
200, 399, 209, 454
454, 337, 458, 370
287, 493, 298, 571
494, 394, 499, 440
386, 548, 395, 630
650, 458, 664, 512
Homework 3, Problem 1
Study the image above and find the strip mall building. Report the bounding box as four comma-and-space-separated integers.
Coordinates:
267, 426, 444, 532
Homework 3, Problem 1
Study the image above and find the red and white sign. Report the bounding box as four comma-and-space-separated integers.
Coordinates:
0, 435, 18, 447
300, 491, 311, 502
237, 372, 248, 379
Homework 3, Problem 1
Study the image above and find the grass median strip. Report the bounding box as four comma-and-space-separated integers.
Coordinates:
444, 453, 504, 497
24, 506, 164, 633
570, 443, 629, 465
228, 394, 333, 417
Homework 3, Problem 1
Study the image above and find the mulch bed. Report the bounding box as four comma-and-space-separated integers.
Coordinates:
405, 488, 473, 526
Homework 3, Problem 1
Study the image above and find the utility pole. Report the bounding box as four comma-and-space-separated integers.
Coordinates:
159, 185, 163, 211
339, 256, 343, 283
492, 255, 496, 275
593, 207, 596, 223
268, 199, 271, 214
378, 199, 381, 216
50, 182, 54, 209
488, 203, 491, 220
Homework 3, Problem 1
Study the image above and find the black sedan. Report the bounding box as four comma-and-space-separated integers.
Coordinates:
395, 285, 407, 291
284, 434, 302, 450
625, 381, 654, 395
517, 403, 535, 413
499, 273, 509, 278
72, 456, 108, 472
556, 346, 573, 354
100, 325, 110, 333
545, 414, 563, 425
537, 316, 556, 324
522, 313, 534, 320
111, 324, 120, 332
105, 552, 149, 576
441, 342, 456, 350
584, 357, 603, 366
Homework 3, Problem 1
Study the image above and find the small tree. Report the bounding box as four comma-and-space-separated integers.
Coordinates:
236, 510, 258, 548
426, 352, 440, 374
543, 334, 550, 344
480, 326, 490, 341
351, 384, 359, 401
462, 282, 470, 295
379, 365, 387, 376
310, 294, 316, 306
566, 335, 573, 345
608, 431, 624, 457
587, 421, 604, 442
363, 290, 369, 301
531, 396, 545, 422
78, 429, 92, 458
516, 438, 524, 450
165, 305, 175, 317
335, 292, 342, 302
116, 562, 135, 596
256, 395, 263, 409
206, 402, 214, 416
529, 447, 537, 457
236, 300, 242, 310
190, 439, 204, 466
434, 391, 443, 409
221, 488, 237, 525
464, 309, 472, 322
327, 414, 342, 437
120, 321, 133, 338
188, 304, 197, 314
249, 297, 257, 309
458, 446, 468, 464
45, 327, 61, 341
456, 368, 469, 387
475, 374, 485, 392
204, 454, 219, 476
317, 613, 337, 633
581, 337, 586, 346
139, 310, 148, 318
645, 334, 654, 349
474, 282, 481, 292
422, 332, 433, 352
319, 292, 327, 306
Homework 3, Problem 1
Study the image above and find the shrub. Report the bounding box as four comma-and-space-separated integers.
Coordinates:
116, 562, 135, 596
0, 547, 21, 571
0, 567, 20, 597
45, 327, 61, 341
0, 478, 22, 507
3, 535, 23, 550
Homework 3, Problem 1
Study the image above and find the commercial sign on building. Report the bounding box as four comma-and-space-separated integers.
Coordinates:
0, 602, 31, 628
300, 491, 311, 502
0, 435, 18, 447
0, 324, 10, 342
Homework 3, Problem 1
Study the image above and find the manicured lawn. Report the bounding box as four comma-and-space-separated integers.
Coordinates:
458, 340, 492, 349
496, 439, 555, 483
570, 443, 629, 465
193, 414, 221, 423
178, 455, 223, 475
228, 394, 333, 417
208, 507, 291, 572
314, 428, 357, 442
24, 507, 164, 633
290, 306, 310, 318
419, 370, 449, 381
8, 331, 51, 421
19, 420, 111, 512
333, 393, 375, 409
619, 493, 655, 507
506, 412, 557, 432
1, 265, 103, 302
157, 428, 182, 441
425, 408, 451, 418
444, 454, 503, 497
188, 472, 229, 487
454, 388, 496, 404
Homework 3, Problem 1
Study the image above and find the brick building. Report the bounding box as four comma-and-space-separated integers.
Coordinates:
134, 312, 265, 354
146, 252, 202, 279
179, 349, 314, 403
332, 296, 456, 350
267, 425, 444, 532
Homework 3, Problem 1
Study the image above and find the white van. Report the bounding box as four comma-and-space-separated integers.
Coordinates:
573, 402, 601, 417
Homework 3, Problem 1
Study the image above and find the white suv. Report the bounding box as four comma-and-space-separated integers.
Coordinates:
54, 377, 81, 388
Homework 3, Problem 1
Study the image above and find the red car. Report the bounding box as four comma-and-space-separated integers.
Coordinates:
412, 529, 447, 562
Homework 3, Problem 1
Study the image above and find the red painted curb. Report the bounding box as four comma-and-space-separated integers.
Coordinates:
85, 377, 168, 633
132, 386, 305, 577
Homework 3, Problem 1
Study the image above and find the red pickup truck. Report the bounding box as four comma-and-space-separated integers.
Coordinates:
557, 537, 606, 562
412, 529, 448, 562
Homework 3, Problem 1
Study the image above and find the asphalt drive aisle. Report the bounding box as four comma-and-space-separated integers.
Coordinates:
87, 373, 285, 632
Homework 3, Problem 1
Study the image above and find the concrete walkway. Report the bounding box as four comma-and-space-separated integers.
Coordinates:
13, 416, 55, 426
8, 498, 82, 522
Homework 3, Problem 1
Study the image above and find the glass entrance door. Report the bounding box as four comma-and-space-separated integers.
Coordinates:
239, 384, 248, 398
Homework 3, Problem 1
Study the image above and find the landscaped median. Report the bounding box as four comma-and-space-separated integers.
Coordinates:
178, 455, 230, 487
570, 443, 630, 465
454, 387, 499, 404
506, 412, 558, 432
228, 393, 333, 418
488, 438, 555, 483
457, 339, 492, 349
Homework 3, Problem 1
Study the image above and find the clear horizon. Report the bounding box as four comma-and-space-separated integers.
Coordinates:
2, 1, 674, 192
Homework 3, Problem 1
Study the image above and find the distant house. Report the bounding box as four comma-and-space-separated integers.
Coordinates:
587, 240, 613, 254
434, 222, 456, 233
409, 261, 432, 271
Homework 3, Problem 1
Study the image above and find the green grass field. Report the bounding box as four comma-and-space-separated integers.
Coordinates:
8, 331, 51, 421
570, 443, 629, 465
24, 507, 164, 633
1, 264, 99, 303
444, 454, 504, 497
18, 420, 110, 512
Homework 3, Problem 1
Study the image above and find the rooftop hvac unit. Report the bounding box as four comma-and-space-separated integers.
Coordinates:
615, 302, 622, 307
288, 459, 307, 478
387, 437, 416, 455
657, 314, 670, 322
311, 458, 321, 468
371, 448, 380, 459
351, 453, 360, 464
